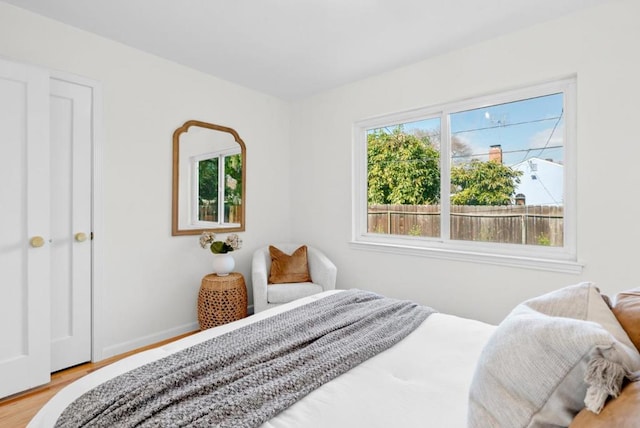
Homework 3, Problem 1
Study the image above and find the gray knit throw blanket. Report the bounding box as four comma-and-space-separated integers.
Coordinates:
55, 290, 435, 428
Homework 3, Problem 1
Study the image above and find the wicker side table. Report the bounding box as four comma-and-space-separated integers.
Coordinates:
198, 272, 247, 330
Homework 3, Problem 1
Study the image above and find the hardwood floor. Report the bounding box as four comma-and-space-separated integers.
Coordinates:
0, 331, 196, 427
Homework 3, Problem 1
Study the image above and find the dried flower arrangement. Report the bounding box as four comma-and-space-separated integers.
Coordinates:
199, 232, 242, 254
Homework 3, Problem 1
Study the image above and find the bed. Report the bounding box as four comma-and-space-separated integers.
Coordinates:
29, 285, 640, 428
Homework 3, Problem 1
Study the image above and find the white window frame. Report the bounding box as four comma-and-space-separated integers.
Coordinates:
351, 77, 581, 273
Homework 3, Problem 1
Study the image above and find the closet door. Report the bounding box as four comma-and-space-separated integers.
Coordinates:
0, 58, 51, 398
49, 78, 92, 372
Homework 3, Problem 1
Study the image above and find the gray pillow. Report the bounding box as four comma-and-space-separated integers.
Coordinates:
468, 282, 640, 428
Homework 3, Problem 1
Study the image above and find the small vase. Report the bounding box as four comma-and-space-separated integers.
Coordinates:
212, 253, 235, 276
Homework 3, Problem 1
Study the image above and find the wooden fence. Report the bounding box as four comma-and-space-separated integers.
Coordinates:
199, 202, 242, 224
368, 204, 563, 247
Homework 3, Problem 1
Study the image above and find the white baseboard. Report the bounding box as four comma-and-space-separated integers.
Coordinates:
99, 321, 200, 361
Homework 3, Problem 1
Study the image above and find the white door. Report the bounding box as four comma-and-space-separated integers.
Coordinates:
0, 58, 51, 398
49, 78, 93, 372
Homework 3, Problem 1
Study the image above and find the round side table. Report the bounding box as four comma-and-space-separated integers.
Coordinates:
197, 272, 247, 330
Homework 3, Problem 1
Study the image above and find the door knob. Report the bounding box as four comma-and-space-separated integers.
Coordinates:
75, 232, 88, 242
30, 236, 45, 248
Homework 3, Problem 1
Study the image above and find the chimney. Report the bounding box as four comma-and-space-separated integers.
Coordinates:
489, 145, 503, 164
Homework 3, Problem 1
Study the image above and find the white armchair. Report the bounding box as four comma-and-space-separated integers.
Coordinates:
251, 244, 337, 313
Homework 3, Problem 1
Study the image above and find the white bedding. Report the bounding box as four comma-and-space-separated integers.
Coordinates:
29, 290, 496, 428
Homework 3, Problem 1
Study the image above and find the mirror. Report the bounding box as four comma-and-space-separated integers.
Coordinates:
172, 120, 246, 235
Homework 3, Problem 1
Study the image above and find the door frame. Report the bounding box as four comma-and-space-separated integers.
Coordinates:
50, 70, 105, 363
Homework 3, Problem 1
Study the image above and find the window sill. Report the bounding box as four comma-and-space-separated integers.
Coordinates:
348, 240, 583, 274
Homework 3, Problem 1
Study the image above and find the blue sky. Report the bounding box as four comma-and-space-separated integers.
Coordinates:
397, 93, 565, 167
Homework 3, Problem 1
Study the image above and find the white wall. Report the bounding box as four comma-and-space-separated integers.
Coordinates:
1, 0, 638, 358
290, 0, 640, 324
0, 2, 293, 358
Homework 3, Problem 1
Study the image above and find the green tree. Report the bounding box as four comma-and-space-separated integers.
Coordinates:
450, 159, 522, 205
224, 153, 243, 205
367, 127, 440, 205
199, 154, 242, 205
199, 158, 218, 201
412, 129, 472, 164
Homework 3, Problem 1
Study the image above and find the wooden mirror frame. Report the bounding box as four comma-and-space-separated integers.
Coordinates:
172, 120, 246, 236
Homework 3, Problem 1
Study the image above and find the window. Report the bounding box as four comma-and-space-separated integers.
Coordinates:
352, 78, 579, 272
191, 148, 242, 227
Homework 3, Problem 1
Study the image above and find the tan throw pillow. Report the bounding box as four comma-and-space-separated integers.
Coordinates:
613, 290, 640, 352
268, 245, 312, 284
570, 380, 640, 427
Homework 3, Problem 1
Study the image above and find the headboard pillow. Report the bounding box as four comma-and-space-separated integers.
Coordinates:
612, 289, 640, 352
468, 282, 640, 428
268, 245, 312, 284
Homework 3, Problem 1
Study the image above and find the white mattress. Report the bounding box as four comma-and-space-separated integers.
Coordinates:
29, 290, 496, 428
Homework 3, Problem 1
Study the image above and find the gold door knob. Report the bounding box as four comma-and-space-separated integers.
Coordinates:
30, 236, 45, 248
75, 232, 88, 242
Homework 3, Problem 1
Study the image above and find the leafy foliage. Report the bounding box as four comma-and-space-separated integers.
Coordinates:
224, 153, 243, 205
367, 126, 522, 207
198, 153, 243, 206
209, 240, 234, 254
450, 159, 522, 205
411, 130, 473, 163
199, 157, 218, 201
367, 127, 440, 205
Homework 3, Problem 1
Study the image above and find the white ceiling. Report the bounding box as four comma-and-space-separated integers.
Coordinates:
3, 0, 610, 100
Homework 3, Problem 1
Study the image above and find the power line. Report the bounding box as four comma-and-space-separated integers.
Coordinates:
517, 108, 564, 163
534, 174, 562, 205
370, 144, 564, 166
370, 115, 565, 165
452, 145, 563, 160
372, 115, 564, 143
535, 109, 563, 156
371, 115, 563, 140
451, 115, 562, 135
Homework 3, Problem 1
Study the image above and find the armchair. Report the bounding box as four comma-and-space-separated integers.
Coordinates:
251, 244, 337, 313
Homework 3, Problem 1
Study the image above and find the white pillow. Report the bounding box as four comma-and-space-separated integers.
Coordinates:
468, 282, 640, 428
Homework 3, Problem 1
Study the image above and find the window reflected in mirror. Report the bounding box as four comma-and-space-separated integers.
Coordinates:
195, 151, 242, 225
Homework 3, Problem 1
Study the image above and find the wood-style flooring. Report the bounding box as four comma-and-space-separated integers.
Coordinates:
0, 331, 196, 427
